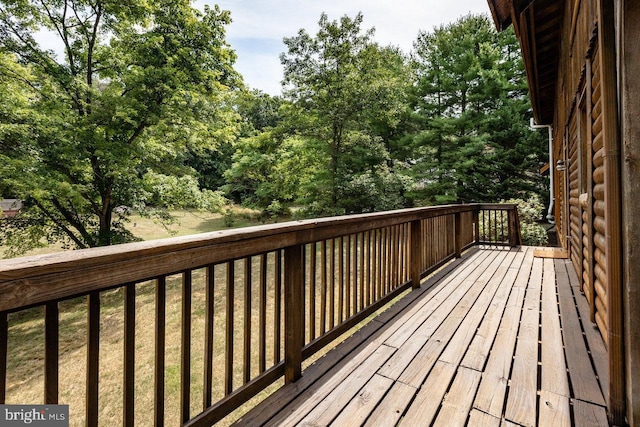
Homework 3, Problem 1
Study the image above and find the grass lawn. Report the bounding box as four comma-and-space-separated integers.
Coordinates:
0, 207, 263, 259
3, 206, 404, 426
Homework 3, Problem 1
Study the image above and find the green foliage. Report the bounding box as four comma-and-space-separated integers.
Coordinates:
223, 208, 236, 228
141, 171, 226, 212
0, 0, 239, 253
279, 13, 414, 216
1, 7, 552, 255
505, 195, 549, 246
407, 14, 547, 205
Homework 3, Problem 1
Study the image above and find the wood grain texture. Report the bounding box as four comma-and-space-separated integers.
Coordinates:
540, 259, 570, 397
432, 367, 482, 427
330, 374, 394, 426
538, 390, 571, 427
504, 257, 543, 427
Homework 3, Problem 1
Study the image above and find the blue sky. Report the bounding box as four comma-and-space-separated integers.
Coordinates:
202, 1, 492, 95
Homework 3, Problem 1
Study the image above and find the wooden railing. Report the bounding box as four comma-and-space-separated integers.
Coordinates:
0, 203, 520, 426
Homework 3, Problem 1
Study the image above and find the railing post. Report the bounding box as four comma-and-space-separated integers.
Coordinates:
410, 220, 423, 289
284, 244, 303, 383
454, 212, 462, 258
508, 207, 521, 247
473, 209, 480, 245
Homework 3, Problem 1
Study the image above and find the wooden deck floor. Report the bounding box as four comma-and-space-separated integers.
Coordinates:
235, 247, 610, 427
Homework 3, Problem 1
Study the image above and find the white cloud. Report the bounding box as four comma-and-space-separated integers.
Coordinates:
202, 0, 491, 94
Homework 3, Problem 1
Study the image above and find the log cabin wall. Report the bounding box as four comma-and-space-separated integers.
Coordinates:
554, 0, 611, 342
620, 1, 640, 424
487, 0, 627, 423
553, 0, 626, 423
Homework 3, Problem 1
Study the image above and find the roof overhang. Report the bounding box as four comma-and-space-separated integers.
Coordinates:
487, 0, 565, 124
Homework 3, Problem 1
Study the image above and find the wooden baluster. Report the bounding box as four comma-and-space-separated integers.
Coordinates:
373, 230, 379, 301
155, 277, 166, 427
0, 312, 6, 404
225, 262, 234, 395
411, 220, 423, 289
329, 239, 335, 329
309, 244, 316, 342
86, 292, 100, 427
45, 301, 59, 404
204, 267, 215, 408
338, 236, 344, 323
474, 209, 480, 245
301, 245, 306, 344
454, 212, 462, 258
181, 271, 192, 423
124, 285, 135, 427
243, 258, 252, 385
274, 251, 282, 363
259, 255, 267, 374
345, 235, 351, 318
359, 232, 365, 311
284, 245, 303, 384
320, 241, 327, 334
351, 235, 358, 315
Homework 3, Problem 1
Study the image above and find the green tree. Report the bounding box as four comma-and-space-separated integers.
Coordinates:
224, 126, 320, 213
0, 0, 238, 253
408, 14, 546, 205
281, 13, 412, 215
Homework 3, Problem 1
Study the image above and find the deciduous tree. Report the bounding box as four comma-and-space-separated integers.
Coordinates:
0, 0, 238, 253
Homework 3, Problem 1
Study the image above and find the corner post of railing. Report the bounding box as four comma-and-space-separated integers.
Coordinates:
410, 219, 423, 289
454, 210, 462, 258
508, 206, 522, 247
284, 244, 303, 383
473, 207, 480, 245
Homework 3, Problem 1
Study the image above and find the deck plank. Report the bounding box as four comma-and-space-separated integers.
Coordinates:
237, 248, 609, 427
298, 344, 396, 426
572, 399, 609, 426
267, 344, 396, 426
473, 248, 534, 418
393, 252, 511, 387
540, 258, 570, 397
468, 409, 501, 427
432, 367, 482, 427
439, 251, 518, 366
538, 390, 571, 427
363, 381, 416, 427
383, 250, 495, 350
389, 252, 515, 424
462, 248, 527, 371
504, 257, 543, 427
400, 361, 458, 425
330, 374, 394, 426
555, 259, 606, 405
561, 259, 609, 396
233, 317, 386, 425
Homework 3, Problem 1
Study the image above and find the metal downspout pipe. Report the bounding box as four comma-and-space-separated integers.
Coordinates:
530, 118, 555, 223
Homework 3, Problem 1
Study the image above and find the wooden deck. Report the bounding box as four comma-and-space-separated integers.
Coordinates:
235, 246, 610, 426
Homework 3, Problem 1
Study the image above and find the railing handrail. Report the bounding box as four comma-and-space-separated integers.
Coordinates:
0, 203, 514, 313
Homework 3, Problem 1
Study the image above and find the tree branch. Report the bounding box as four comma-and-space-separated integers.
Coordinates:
50, 198, 96, 247
32, 197, 89, 249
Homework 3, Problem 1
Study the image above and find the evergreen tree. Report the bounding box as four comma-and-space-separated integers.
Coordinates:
408, 14, 546, 205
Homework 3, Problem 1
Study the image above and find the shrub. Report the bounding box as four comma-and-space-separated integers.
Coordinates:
505, 195, 549, 246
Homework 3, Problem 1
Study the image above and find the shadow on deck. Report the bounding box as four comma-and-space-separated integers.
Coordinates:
236, 247, 609, 426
